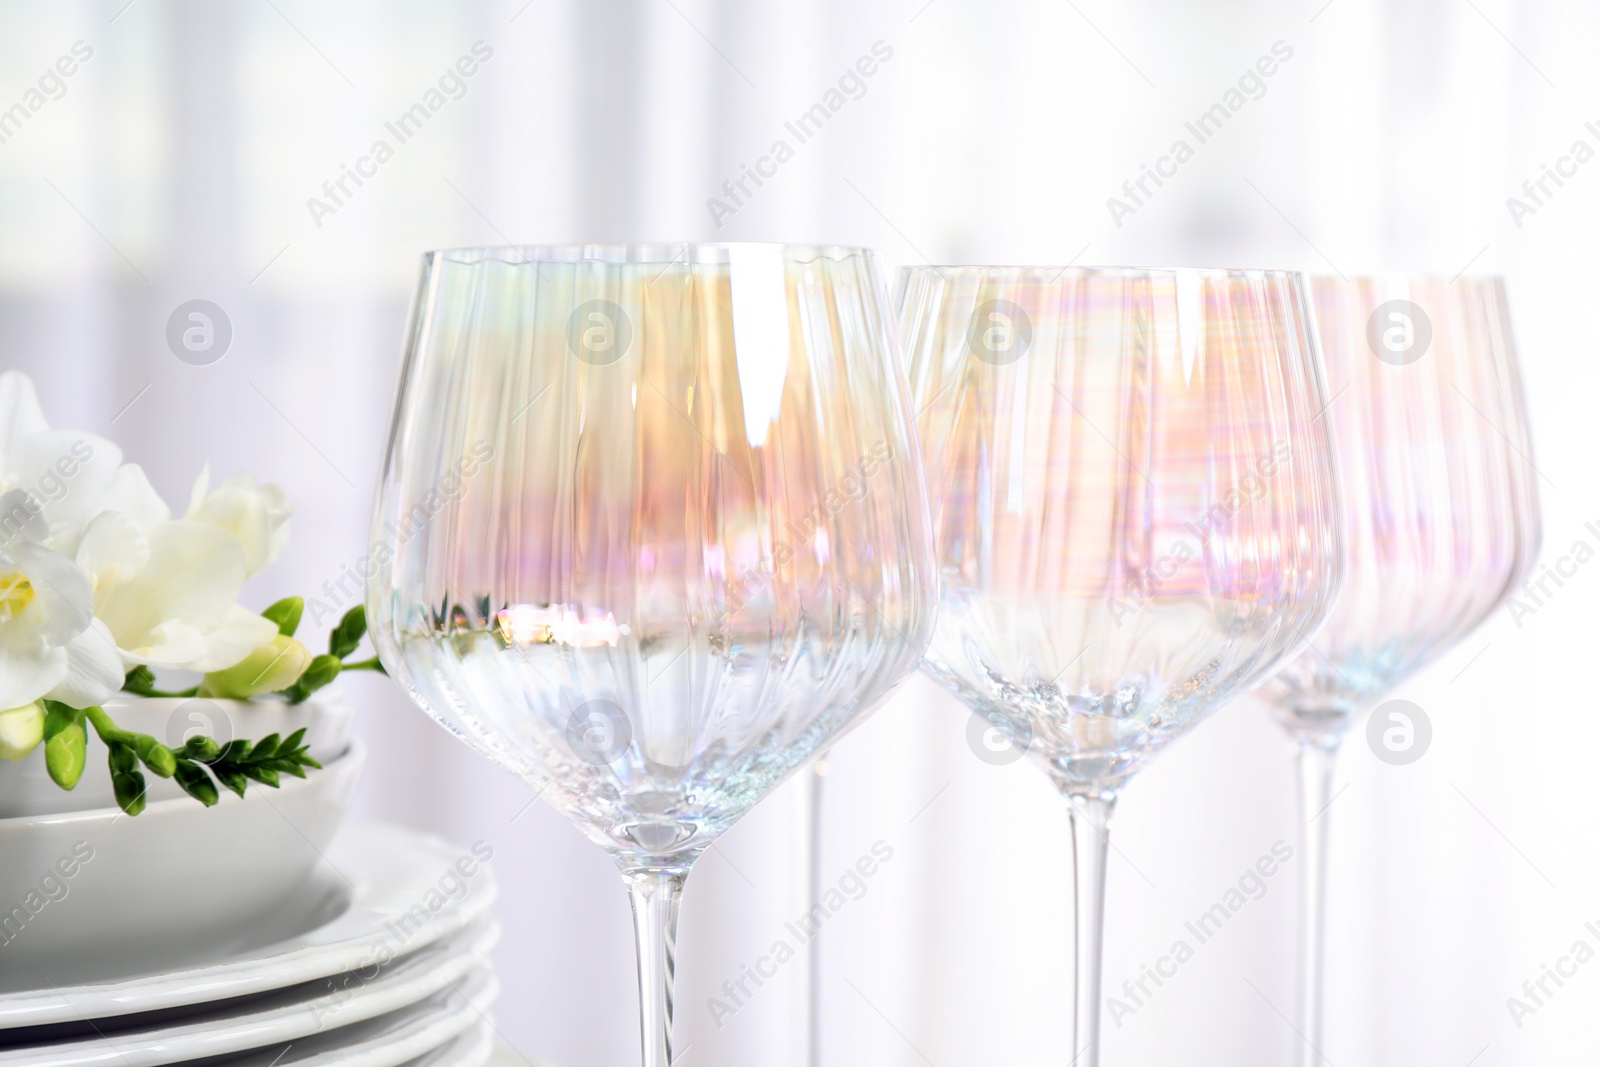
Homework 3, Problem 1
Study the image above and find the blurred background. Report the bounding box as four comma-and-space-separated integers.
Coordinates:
1, 0, 1594, 1063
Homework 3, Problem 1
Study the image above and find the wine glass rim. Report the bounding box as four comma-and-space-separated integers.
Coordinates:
423, 242, 878, 266
900, 264, 1307, 279
1307, 272, 1505, 285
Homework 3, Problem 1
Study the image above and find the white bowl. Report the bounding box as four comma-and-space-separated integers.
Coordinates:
0, 740, 364, 983
0, 697, 354, 818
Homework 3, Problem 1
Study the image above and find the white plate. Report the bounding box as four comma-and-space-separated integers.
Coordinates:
0, 921, 499, 1066
200, 967, 497, 1067
402, 1022, 492, 1067
0, 823, 498, 1029
0, 744, 363, 983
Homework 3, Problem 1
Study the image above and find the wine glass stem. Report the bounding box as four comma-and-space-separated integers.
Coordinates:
627, 869, 687, 1067
794, 762, 826, 1067
1066, 790, 1117, 1067
1295, 739, 1339, 1067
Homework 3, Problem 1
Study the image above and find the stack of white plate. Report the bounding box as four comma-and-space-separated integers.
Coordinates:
0, 823, 500, 1067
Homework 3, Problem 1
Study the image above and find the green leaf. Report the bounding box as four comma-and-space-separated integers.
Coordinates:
173, 760, 219, 807
41, 703, 86, 790
262, 597, 305, 638
328, 605, 367, 659
41, 700, 78, 729
251, 733, 282, 760
245, 765, 280, 788
218, 739, 251, 763
208, 729, 318, 792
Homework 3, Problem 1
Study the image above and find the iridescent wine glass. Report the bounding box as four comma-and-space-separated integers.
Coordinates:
368, 243, 936, 1067
899, 266, 1343, 1066
1258, 275, 1541, 1066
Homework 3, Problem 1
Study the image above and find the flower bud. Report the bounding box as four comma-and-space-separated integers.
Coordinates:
0, 702, 45, 762
45, 714, 86, 789
200, 635, 313, 699
186, 471, 291, 577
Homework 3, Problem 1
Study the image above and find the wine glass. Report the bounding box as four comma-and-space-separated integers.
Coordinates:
898, 266, 1343, 1066
1257, 275, 1541, 1065
367, 243, 936, 1066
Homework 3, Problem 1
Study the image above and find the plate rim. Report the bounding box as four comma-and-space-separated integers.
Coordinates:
222, 966, 500, 1067
0, 822, 498, 1029
403, 1019, 493, 1067
0, 921, 500, 1066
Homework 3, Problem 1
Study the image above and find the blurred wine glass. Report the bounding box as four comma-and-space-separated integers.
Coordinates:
1258, 275, 1541, 1066
368, 243, 936, 1067
900, 266, 1342, 1066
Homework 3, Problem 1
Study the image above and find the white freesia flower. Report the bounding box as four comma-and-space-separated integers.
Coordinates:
185, 465, 291, 577
77, 466, 278, 672
0, 371, 124, 555
0, 488, 122, 709
0, 372, 285, 683
0, 374, 124, 709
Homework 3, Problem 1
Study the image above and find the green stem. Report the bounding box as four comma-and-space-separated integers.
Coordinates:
86, 705, 177, 778
123, 683, 200, 699
339, 657, 384, 672
84, 706, 133, 745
